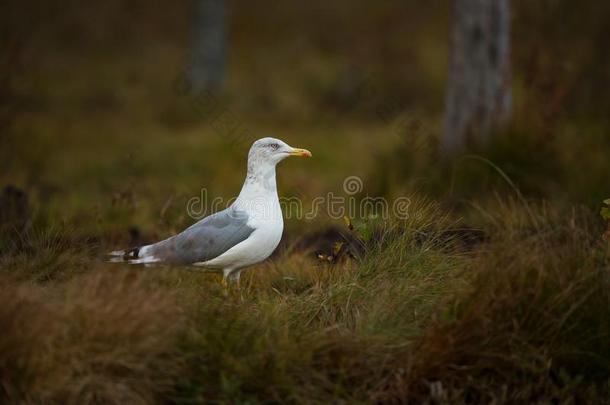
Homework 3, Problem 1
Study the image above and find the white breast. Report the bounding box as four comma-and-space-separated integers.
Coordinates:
197, 192, 284, 271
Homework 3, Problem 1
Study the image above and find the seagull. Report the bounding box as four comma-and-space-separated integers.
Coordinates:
109, 137, 312, 284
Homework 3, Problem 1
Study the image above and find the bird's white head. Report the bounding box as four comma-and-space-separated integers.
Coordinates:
240, 137, 312, 196
247, 137, 312, 168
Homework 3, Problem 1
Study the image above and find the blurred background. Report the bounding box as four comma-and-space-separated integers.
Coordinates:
2, 2, 610, 403
0, 0, 609, 246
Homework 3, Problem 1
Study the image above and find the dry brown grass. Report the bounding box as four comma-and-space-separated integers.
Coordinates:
1, 200, 609, 404
384, 201, 610, 403
0, 269, 185, 404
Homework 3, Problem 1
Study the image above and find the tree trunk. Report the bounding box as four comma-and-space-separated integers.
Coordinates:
443, 0, 512, 153
187, 0, 227, 93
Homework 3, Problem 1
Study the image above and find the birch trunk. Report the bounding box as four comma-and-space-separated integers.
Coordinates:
443, 0, 512, 153
187, 0, 227, 93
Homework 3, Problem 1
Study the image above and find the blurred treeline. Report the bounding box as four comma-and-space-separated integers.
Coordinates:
3, 0, 609, 115
1, 0, 609, 220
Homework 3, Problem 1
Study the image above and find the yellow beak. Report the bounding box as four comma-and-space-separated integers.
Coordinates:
289, 148, 312, 158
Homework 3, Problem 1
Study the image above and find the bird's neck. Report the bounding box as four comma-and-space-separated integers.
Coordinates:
236, 162, 278, 202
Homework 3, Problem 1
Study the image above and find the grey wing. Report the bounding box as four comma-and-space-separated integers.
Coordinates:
146, 207, 255, 264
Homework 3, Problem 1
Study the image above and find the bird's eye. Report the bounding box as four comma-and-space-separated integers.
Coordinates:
268, 143, 280, 150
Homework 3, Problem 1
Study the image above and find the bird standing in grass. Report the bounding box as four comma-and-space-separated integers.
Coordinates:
109, 138, 312, 286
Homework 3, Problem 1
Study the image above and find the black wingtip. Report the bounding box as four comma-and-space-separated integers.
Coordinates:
123, 247, 140, 260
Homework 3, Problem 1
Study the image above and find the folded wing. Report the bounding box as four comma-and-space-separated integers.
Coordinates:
113, 207, 255, 265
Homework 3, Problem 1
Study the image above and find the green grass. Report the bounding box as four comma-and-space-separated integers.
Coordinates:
1, 199, 609, 403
